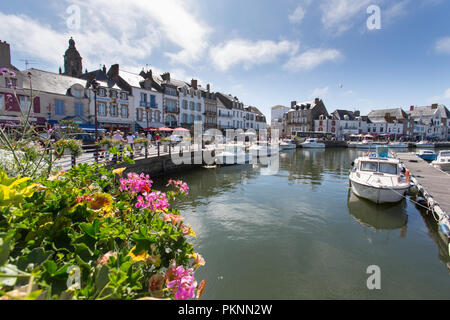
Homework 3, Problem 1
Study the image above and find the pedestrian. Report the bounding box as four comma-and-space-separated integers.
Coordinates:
127, 132, 135, 150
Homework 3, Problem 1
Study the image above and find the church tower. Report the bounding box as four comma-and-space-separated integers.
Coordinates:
63, 37, 82, 77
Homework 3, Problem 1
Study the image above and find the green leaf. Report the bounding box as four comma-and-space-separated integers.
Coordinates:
94, 265, 110, 297
44, 260, 57, 276
0, 264, 22, 286
17, 247, 54, 271
0, 236, 13, 266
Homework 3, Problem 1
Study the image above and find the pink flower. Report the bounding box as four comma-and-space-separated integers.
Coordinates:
119, 173, 153, 195
166, 262, 197, 300
0, 67, 9, 75
136, 191, 170, 212
97, 251, 117, 265
167, 179, 190, 195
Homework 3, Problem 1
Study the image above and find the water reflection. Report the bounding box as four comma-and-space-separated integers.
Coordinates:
348, 191, 408, 231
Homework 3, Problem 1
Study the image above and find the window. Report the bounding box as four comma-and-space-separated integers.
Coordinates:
5, 78, 17, 88
182, 114, 188, 123
111, 91, 118, 98
120, 92, 128, 100
98, 103, 107, 117
154, 111, 161, 122
189, 115, 194, 124
150, 95, 156, 108
137, 109, 143, 121
183, 100, 188, 110
0, 94, 3, 110
99, 88, 106, 97
55, 100, 65, 115
73, 89, 83, 98
166, 100, 177, 112
379, 163, 397, 175
75, 103, 83, 116
196, 115, 202, 121
121, 105, 128, 118
110, 104, 118, 117
360, 161, 378, 172
19, 96, 27, 112
165, 87, 177, 96
140, 93, 147, 102
196, 103, 201, 111
189, 101, 195, 110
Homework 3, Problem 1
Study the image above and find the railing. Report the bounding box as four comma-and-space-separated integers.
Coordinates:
164, 106, 180, 114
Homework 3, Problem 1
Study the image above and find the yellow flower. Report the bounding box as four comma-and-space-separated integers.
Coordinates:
128, 246, 150, 263
86, 193, 115, 218
113, 168, 126, 177
181, 224, 197, 238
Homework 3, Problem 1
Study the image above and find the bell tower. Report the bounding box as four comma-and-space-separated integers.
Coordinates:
63, 37, 83, 77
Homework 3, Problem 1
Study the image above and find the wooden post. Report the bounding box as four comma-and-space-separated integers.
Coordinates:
157, 143, 160, 158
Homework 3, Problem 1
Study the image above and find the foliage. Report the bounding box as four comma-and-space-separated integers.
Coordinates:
53, 139, 83, 159
134, 138, 150, 146
0, 165, 206, 300
57, 120, 83, 136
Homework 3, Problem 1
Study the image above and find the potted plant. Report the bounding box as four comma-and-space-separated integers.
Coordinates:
134, 138, 149, 155
53, 139, 83, 159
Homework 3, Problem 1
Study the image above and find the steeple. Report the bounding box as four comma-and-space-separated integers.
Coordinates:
63, 37, 83, 78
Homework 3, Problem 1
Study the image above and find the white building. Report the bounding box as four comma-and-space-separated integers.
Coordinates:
179, 80, 204, 130
407, 104, 450, 140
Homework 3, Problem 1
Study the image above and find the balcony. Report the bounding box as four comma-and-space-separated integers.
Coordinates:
164, 106, 180, 114
218, 113, 233, 118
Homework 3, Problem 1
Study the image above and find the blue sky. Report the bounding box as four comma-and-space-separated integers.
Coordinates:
1, 0, 450, 121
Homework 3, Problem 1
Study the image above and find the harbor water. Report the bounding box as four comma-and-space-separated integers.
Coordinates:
155, 148, 450, 299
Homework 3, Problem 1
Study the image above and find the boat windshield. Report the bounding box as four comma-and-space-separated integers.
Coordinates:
360, 161, 378, 172
379, 163, 397, 175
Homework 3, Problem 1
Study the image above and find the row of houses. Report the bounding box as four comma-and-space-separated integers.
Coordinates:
272, 100, 450, 141
0, 38, 267, 134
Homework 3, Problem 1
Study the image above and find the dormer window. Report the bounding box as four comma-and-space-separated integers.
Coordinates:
111, 91, 118, 98
120, 92, 128, 100
98, 88, 106, 96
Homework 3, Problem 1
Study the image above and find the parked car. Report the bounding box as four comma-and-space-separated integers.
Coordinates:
63, 133, 96, 146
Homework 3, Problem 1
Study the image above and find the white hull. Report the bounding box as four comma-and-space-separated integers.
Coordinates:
388, 144, 408, 149
280, 143, 297, 150
301, 143, 325, 148
350, 178, 409, 204
355, 144, 379, 149
433, 162, 450, 172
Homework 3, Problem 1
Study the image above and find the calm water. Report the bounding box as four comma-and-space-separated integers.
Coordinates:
155, 148, 450, 300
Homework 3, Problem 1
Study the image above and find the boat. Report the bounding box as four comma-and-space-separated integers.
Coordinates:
249, 142, 279, 157
388, 142, 408, 149
432, 150, 450, 172
355, 136, 379, 150
416, 140, 434, 148
349, 146, 411, 204
416, 150, 437, 161
215, 144, 250, 165
300, 138, 325, 148
280, 140, 297, 150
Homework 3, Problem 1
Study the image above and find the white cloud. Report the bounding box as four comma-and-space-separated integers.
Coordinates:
311, 86, 329, 98
320, 0, 373, 35
289, 7, 306, 24
0, 0, 211, 71
210, 39, 299, 72
444, 88, 450, 99
435, 37, 450, 54
284, 48, 343, 72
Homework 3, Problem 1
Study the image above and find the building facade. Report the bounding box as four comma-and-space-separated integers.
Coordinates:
407, 104, 450, 140
285, 98, 329, 136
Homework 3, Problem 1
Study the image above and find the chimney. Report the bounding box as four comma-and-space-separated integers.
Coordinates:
102, 65, 106, 73
291, 101, 297, 108
108, 64, 120, 78
191, 79, 198, 90
0, 40, 11, 68
207, 84, 211, 93
315, 98, 320, 105
410, 105, 414, 111
431, 103, 438, 110
161, 72, 171, 82
354, 110, 360, 117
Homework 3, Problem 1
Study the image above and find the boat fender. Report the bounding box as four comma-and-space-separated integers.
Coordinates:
405, 169, 411, 183
440, 223, 450, 238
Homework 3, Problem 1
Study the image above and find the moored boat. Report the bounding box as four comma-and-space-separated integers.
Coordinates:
432, 150, 450, 172
416, 140, 434, 148
349, 147, 411, 204
300, 138, 325, 148
280, 140, 297, 150
416, 150, 437, 161
215, 144, 250, 165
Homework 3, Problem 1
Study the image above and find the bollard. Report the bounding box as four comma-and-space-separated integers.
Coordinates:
145, 143, 148, 159
71, 153, 76, 168
157, 143, 160, 158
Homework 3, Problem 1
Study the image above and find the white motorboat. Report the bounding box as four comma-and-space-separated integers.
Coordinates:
432, 150, 450, 172
416, 140, 434, 148
388, 142, 408, 149
301, 138, 325, 148
355, 136, 379, 150
215, 144, 250, 165
349, 147, 410, 204
416, 150, 437, 161
249, 142, 279, 157
280, 140, 297, 150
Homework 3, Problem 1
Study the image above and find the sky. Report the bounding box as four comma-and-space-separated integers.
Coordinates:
1, 0, 450, 121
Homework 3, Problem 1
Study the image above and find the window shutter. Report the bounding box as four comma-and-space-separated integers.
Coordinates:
5, 93, 20, 111
33, 97, 41, 113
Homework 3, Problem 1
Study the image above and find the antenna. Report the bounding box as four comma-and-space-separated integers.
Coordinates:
20, 59, 38, 70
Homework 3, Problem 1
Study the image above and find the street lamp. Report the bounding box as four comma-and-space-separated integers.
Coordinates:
87, 79, 100, 142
